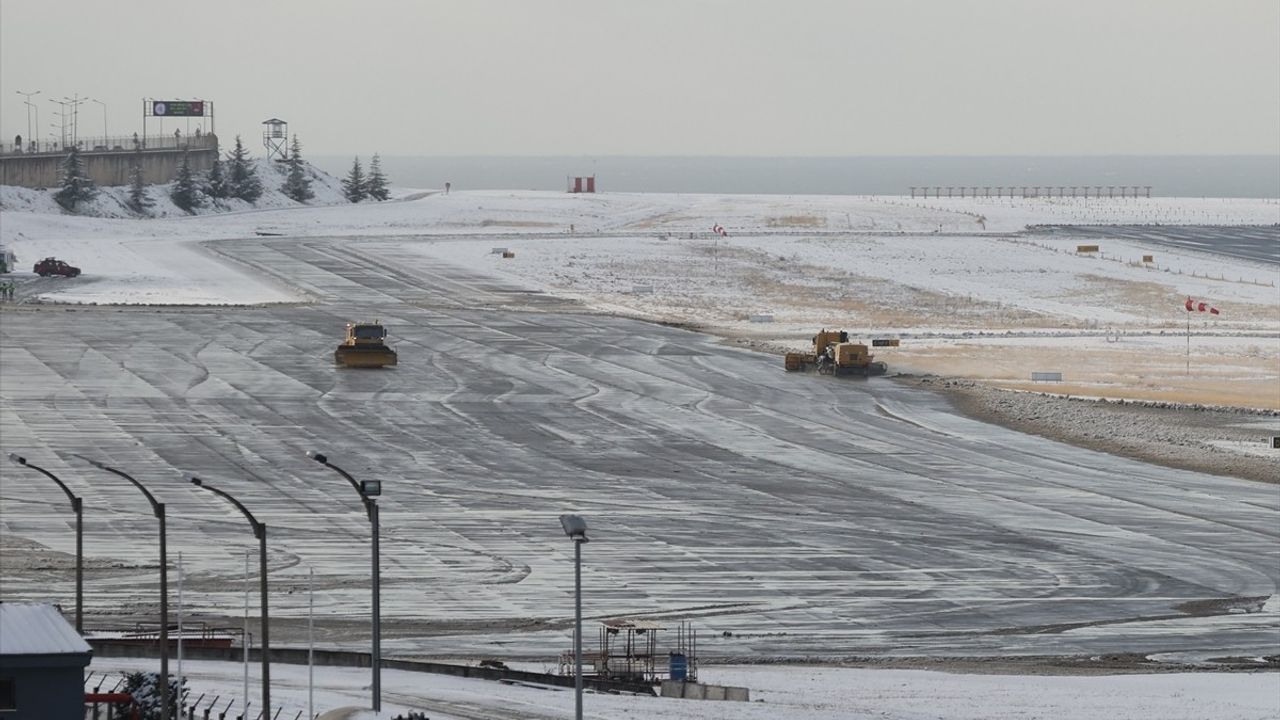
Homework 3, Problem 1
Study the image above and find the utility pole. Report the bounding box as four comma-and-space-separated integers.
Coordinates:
15, 90, 40, 149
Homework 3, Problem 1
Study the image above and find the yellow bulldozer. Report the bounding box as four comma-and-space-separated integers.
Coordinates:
334, 321, 398, 368
784, 329, 887, 376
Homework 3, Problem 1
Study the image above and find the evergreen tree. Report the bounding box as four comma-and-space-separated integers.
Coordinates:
226, 135, 262, 202
365, 153, 390, 201
114, 672, 186, 720
126, 149, 153, 214
54, 146, 97, 210
281, 135, 314, 202
204, 157, 228, 199
342, 156, 366, 202
169, 152, 203, 213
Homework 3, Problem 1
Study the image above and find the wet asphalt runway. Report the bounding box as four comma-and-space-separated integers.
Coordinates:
1, 236, 1276, 660
1030, 224, 1280, 265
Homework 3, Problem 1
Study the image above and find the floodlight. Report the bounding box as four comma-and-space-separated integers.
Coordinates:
560, 514, 588, 540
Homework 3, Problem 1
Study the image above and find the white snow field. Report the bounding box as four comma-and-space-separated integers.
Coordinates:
89, 656, 1280, 720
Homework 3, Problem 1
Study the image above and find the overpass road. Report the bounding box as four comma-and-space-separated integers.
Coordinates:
0, 236, 1276, 661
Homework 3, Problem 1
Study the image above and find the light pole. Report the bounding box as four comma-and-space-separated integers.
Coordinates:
15, 90, 39, 149
186, 474, 270, 716
559, 514, 589, 720
81, 458, 170, 720
64, 94, 87, 147
7, 453, 83, 632
305, 451, 382, 712
48, 98, 67, 148
91, 98, 107, 143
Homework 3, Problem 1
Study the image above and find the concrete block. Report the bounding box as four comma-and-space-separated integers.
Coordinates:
705, 684, 727, 700
725, 686, 750, 701
683, 682, 706, 699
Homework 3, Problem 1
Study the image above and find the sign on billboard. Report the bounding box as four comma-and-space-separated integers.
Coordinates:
152, 100, 205, 117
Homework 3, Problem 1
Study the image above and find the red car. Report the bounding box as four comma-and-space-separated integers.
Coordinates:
33, 257, 81, 277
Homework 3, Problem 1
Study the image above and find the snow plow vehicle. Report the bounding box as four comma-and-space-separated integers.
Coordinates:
784, 329, 887, 376
33, 257, 81, 277
334, 321, 398, 368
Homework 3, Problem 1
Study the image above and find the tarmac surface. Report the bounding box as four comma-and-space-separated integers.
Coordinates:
1, 235, 1277, 662
1030, 224, 1280, 265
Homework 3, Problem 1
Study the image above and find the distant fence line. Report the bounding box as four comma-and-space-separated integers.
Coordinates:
1, 134, 218, 157
910, 185, 1153, 199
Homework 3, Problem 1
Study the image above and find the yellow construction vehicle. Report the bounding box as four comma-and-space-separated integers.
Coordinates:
334, 321, 398, 368
784, 329, 887, 376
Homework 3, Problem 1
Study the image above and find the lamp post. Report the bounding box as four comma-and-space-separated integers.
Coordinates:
15, 90, 39, 149
81, 458, 169, 720
91, 98, 107, 143
305, 451, 382, 712
559, 514, 589, 720
48, 98, 67, 148
186, 474, 270, 716
7, 453, 83, 632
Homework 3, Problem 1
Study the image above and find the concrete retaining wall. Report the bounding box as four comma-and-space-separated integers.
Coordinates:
660, 679, 750, 701
0, 137, 218, 188
88, 639, 656, 696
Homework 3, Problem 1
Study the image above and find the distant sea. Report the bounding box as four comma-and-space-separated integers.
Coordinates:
311, 155, 1280, 199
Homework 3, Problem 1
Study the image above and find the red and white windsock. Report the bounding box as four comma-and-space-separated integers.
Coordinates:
712, 224, 729, 237
1185, 296, 1221, 315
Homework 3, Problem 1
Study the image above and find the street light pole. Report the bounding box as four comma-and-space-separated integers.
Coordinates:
7, 454, 83, 632
559, 514, 589, 720
186, 475, 270, 717
81, 458, 169, 720
305, 451, 382, 712
91, 98, 107, 143
15, 90, 39, 149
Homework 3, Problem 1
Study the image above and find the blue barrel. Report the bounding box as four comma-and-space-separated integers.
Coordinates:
669, 653, 688, 681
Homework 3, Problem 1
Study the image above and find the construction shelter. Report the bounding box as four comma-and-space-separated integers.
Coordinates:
566, 175, 596, 193
560, 619, 697, 684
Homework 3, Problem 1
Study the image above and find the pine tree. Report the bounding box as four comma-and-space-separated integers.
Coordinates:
281, 135, 314, 202
126, 149, 153, 214
226, 135, 262, 202
365, 153, 390, 201
205, 157, 228, 199
169, 152, 203, 213
117, 672, 186, 720
54, 146, 97, 210
342, 156, 366, 202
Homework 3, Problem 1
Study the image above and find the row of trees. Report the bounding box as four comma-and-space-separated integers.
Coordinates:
57, 135, 387, 215
341, 154, 390, 202
170, 135, 314, 212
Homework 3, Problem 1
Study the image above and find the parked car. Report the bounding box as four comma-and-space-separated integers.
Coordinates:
33, 257, 81, 277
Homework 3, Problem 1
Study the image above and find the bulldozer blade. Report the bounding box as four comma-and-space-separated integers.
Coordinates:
335, 346, 398, 368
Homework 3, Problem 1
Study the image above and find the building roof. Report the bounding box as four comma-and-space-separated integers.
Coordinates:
0, 603, 91, 656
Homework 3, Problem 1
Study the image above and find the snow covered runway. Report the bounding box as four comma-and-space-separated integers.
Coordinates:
2, 236, 1276, 663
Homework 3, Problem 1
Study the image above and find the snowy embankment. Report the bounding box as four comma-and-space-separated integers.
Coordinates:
90, 656, 1280, 720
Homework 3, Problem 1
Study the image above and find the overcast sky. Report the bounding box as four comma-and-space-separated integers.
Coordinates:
2, 0, 1277, 157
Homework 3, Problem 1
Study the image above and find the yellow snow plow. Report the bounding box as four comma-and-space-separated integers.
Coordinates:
784, 329, 887, 376
334, 321, 398, 368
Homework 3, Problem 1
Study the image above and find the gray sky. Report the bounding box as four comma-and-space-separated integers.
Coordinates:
3, 0, 1277, 156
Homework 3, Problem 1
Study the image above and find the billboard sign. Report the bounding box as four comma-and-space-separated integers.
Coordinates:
152, 100, 205, 117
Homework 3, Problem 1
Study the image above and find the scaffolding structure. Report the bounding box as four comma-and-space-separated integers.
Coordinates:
559, 619, 698, 684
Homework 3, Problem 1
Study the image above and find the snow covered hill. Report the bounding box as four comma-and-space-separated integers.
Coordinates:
0, 158, 350, 219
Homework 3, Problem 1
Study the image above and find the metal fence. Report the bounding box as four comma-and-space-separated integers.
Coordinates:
0, 133, 217, 156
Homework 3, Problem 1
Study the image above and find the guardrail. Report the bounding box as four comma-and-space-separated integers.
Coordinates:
0, 134, 218, 156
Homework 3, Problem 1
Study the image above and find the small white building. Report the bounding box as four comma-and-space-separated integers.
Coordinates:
0, 603, 92, 720
0, 245, 15, 273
